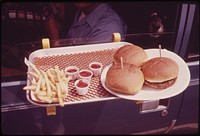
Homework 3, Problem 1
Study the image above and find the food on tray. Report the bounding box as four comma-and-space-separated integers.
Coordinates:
105, 63, 144, 95
89, 62, 103, 77
114, 44, 148, 67
75, 79, 90, 95
90, 64, 101, 68
141, 57, 179, 89
23, 61, 71, 107
66, 69, 78, 73
78, 69, 93, 82
77, 80, 88, 88
65, 66, 79, 80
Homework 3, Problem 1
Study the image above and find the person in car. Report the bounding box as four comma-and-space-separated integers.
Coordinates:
46, 2, 127, 46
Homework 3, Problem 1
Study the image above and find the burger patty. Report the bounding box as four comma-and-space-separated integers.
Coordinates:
144, 78, 177, 89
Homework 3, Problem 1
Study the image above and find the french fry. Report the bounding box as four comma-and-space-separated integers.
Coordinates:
59, 69, 65, 78
49, 68, 56, 75
59, 81, 66, 94
37, 95, 52, 103
27, 72, 39, 80
55, 65, 65, 77
47, 69, 55, 84
35, 91, 47, 96
41, 86, 47, 92
51, 92, 56, 98
29, 62, 41, 76
31, 77, 37, 85
50, 97, 59, 102
62, 91, 67, 98
55, 66, 64, 92
62, 76, 70, 95
61, 81, 68, 95
58, 98, 64, 107
56, 83, 61, 98
63, 76, 71, 84
36, 75, 43, 93
56, 83, 64, 107
23, 60, 70, 107
41, 78, 46, 91
23, 85, 36, 91
62, 79, 70, 95
41, 70, 52, 97
48, 79, 56, 91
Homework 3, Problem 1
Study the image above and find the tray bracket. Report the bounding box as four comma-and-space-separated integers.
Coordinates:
139, 98, 170, 114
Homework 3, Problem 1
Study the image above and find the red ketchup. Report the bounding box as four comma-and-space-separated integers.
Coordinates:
79, 71, 91, 77
91, 64, 101, 69
77, 80, 88, 88
67, 69, 77, 73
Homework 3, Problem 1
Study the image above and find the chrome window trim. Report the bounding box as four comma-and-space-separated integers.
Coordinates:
1, 80, 27, 87
186, 61, 199, 66
174, 4, 188, 54
179, 4, 196, 58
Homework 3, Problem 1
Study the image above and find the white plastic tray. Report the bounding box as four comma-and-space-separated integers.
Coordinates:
26, 42, 130, 107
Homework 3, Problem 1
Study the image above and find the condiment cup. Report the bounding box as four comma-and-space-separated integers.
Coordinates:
89, 62, 103, 77
75, 79, 90, 95
65, 66, 79, 81
78, 69, 93, 82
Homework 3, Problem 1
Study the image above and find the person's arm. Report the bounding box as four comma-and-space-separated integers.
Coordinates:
46, 18, 60, 41
44, 3, 67, 47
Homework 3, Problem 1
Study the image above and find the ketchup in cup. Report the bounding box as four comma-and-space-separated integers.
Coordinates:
91, 64, 101, 68
75, 79, 90, 95
65, 66, 79, 80
77, 80, 88, 88
67, 69, 78, 73
89, 62, 103, 77
79, 71, 92, 77
78, 69, 93, 82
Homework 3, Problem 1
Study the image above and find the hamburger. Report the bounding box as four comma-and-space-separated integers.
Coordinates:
141, 57, 179, 89
114, 44, 148, 67
105, 63, 144, 95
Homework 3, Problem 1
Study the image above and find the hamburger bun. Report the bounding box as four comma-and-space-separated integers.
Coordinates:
114, 44, 148, 67
141, 57, 179, 89
105, 63, 144, 95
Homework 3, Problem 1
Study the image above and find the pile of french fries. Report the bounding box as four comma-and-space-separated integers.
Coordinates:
23, 61, 71, 107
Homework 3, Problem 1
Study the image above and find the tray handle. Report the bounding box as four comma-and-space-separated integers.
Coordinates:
42, 38, 50, 49
112, 33, 121, 42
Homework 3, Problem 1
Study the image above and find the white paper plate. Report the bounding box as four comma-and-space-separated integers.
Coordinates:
100, 49, 191, 100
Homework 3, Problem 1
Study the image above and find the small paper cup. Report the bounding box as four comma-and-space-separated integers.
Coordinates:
78, 69, 93, 82
65, 66, 79, 81
75, 79, 90, 95
89, 62, 103, 77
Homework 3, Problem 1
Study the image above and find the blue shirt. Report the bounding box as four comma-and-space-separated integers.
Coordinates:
66, 3, 127, 44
